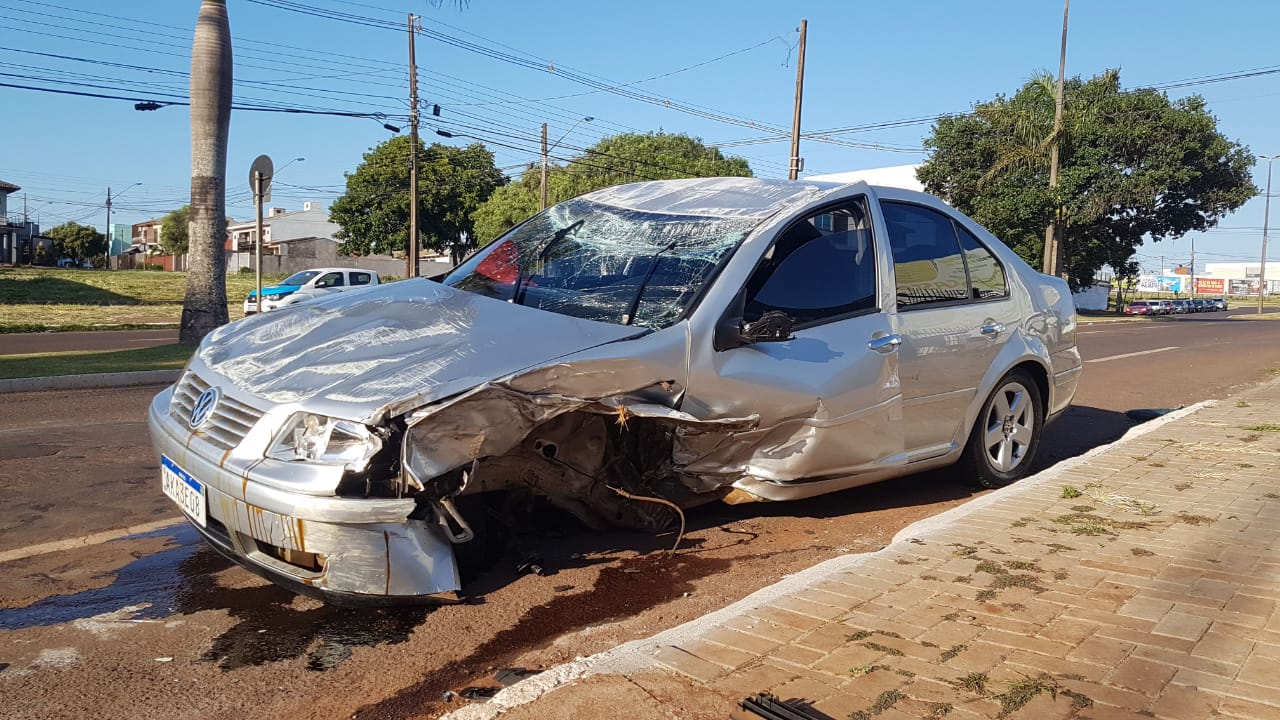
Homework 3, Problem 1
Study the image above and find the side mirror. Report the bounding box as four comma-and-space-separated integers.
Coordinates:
315, 280, 328, 288
713, 290, 795, 351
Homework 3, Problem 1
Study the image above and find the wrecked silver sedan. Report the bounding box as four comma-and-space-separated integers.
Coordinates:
149, 177, 1080, 604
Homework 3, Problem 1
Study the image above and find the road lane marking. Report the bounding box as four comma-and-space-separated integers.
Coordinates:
0, 517, 184, 564
1086, 346, 1180, 364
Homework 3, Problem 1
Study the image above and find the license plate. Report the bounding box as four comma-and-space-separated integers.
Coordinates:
161, 455, 207, 527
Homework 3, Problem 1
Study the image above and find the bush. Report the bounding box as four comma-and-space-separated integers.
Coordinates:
141, 263, 165, 271
238, 266, 255, 274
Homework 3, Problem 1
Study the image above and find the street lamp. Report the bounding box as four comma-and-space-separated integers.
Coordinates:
1257, 155, 1277, 316
106, 182, 142, 263
276, 157, 305, 175
541, 116, 593, 209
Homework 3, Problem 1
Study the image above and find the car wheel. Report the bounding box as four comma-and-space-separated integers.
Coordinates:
962, 369, 1044, 489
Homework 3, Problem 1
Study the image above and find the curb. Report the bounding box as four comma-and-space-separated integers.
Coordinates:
438, 401, 1216, 720
0, 369, 181, 394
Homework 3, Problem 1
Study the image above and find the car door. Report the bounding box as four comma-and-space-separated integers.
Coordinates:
313, 271, 345, 295
684, 197, 906, 485
879, 199, 1020, 458
348, 271, 374, 290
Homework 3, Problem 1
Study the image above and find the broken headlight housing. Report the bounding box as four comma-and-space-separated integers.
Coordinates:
266, 413, 382, 472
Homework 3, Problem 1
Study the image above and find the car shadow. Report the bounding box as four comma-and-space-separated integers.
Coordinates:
0, 276, 141, 305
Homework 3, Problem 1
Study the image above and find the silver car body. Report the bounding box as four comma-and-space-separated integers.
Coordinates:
149, 177, 1080, 603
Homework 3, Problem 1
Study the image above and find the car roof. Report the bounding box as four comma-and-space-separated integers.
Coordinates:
576, 176, 940, 220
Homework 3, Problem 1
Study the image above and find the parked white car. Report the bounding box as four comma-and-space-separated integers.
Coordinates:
243, 268, 380, 315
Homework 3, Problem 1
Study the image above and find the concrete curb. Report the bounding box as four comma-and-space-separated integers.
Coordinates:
439, 401, 1216, 720
0, 369, 181, 393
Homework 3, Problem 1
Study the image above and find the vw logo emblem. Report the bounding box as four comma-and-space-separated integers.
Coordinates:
190, 387, 220, 429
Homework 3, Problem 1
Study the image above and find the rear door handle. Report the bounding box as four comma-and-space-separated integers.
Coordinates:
868, 333, 902, 353
980, 322, 1006, 336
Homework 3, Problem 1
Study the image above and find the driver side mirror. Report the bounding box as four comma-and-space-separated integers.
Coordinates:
713, 290, 795, 351
314, 280, 328, 288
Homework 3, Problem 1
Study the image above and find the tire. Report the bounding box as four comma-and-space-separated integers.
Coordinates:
961, 369, 1044, 489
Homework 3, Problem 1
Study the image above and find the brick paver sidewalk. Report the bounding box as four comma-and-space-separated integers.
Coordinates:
447, 379, 1280, 720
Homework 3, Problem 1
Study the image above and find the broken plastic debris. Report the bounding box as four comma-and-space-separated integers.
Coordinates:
494, 667, 539, 686
458, 686, 500, 701
1125, 406, 1184, 422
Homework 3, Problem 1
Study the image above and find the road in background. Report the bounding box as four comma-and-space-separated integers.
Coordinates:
0, 316, 1276, 719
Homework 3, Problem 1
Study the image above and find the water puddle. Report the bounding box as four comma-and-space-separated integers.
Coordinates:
0, 524, 429, 671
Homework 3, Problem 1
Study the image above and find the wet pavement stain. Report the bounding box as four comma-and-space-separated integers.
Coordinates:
354, 551, 734, 720
0, 524, 430, 672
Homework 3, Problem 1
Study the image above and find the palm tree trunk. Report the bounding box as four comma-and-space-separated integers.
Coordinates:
181, 0, 233, 345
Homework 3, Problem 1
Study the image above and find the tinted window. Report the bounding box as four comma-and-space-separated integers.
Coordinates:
350, 272, 372, 286
955, 226, 1008, 300
881, 202, 968, 307
745, 201, 877, 325
318, 271, 344, 287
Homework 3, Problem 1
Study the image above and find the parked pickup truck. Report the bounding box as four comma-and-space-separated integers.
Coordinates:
243, 268, 380, 314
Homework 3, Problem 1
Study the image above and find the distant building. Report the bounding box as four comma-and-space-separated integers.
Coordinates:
228, 202, 339, 252
1, 179, 53, 265
805, 164, 926, 192
131, 217, 164, 255
1199, 262, 1279, 295
108, 223, 131, 256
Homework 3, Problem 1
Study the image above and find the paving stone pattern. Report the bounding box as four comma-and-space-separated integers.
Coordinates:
512, 380, 1280, 720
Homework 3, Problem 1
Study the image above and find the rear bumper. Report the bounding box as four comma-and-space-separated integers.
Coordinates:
148, 384, 461, 604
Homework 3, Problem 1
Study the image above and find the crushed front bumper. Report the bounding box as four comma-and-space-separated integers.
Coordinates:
148, 382, 461, 605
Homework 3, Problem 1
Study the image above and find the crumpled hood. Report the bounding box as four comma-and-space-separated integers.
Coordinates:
196, 279, 644, 422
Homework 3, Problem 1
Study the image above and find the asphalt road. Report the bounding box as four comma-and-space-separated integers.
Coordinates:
1, 329, 179, 356
1, 314, 1277, 720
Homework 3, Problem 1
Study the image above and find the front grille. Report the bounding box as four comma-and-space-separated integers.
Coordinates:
170, 371, 264, 450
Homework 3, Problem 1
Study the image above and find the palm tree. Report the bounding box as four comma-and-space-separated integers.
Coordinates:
181, 0, 233, 345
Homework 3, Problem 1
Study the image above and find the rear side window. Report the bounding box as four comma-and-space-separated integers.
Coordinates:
880, 201, 1008, 307
350, 272, 372, 286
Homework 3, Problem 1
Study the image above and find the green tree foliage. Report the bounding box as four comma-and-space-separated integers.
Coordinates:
471, 132, 753, 246
159, 205, 190, 256
46, 221, 106, 262
917, 70, 1257, 288
330, 136, 506, 258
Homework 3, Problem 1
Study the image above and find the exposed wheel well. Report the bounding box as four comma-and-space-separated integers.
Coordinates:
1011, 360, 1050, 417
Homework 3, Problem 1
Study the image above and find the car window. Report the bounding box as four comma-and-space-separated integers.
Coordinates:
743, 199, 877, 326
955, 226, 1008, 300
281, 270, 320, 286
317, 271, 344, 288
880, 201, 969, 307
349, 272, 372, 286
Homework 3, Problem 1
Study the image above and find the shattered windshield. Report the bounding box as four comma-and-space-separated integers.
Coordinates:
444, 199, 760, 329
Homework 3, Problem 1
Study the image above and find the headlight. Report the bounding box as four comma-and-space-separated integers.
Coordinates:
266, 412, 382, 471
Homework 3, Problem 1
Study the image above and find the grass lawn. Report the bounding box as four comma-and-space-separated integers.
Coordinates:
0, 343, 194, 379
0, 267, 286, 332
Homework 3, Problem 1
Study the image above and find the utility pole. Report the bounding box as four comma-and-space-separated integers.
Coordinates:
1189, 237, 1196, 297
788, 19, 807, 181
406, 13, 421, 279
1042, 0, 1070, 276
1260, 155, 1274, 316
106, 186, 113, 260
540, 122, 549, 210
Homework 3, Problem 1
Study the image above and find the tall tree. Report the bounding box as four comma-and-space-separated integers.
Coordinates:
159, 205, 190, 256
181, 0, 232, 345
330, 137, 505, 261
918, 70, 1256, 289
46, 221, 105, 262
471, 132, 753, 246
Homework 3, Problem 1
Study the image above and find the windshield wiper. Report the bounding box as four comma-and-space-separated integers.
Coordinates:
621, 239, 678, 326
511, 219, 584, 306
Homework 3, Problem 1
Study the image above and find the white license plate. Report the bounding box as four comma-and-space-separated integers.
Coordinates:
161, 455, 207, 527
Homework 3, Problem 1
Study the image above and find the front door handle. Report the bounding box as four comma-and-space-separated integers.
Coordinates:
980, 322, 1006, 336
868, 333, 902, 353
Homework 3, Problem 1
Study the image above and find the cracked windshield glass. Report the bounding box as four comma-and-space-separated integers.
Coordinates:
444, 198, 760, 329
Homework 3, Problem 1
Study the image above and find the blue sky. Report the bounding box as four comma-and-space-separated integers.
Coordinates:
4, 0, 1278, 273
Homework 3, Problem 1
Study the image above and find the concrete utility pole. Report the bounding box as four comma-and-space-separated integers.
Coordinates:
1043, 0, 1070, 276
1260, 155, 1275, 316
540, 122, 549, 210
106, 182, 141, 265
788, 19, 807, 181
1189, 237, 1196, 297
407, 13, 421, 279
